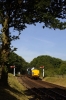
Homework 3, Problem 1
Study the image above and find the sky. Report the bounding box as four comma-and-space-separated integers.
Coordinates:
0, 23, 66, 63
9, 23, 66, 62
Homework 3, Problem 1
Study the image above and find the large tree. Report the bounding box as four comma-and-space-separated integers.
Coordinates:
0, 0, 66, 84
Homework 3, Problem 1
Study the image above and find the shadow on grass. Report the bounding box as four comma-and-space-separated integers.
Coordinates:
0, 79, 23, 100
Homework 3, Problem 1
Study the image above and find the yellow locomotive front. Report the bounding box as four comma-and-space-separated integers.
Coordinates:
32, 69, 40, 79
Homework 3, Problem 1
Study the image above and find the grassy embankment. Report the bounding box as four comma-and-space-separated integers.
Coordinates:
0, 73, 32, 100
43, 76, 66, 87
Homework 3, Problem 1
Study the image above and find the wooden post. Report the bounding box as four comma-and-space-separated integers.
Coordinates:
13, 66, 15, 76
43, 68, 44, 78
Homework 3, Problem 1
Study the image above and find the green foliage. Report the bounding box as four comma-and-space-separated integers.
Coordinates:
30, 55, 62, 68
0, 0, 66, 31
59, 62, 66, 75
20, 62, 29, 74
45, 69, 55, 77
29, 55, 63, 76
8, 52, 29, 74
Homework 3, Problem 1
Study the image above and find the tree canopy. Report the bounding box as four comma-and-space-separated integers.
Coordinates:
0, 0, 66, 31
8, 52, 28, 74
0, 0, 66, 63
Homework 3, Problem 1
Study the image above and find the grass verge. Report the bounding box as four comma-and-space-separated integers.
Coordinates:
43, 77, 66, 87
0, 73, 32, 100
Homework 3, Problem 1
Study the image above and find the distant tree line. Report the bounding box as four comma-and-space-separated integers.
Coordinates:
3, 52, 66, 77
29, 55, 66, 77
7, 52, 28, 75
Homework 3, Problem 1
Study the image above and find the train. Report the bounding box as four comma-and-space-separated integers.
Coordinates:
26, 67, 40, 79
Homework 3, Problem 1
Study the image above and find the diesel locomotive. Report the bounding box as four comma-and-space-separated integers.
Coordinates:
27, 67, 40, 79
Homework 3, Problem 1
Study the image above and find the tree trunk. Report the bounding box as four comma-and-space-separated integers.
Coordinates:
1, 17, 10, 85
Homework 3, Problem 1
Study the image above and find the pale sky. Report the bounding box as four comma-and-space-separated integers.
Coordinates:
10, 23, 66, 62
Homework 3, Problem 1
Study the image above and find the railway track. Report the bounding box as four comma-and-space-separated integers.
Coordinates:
17, 75, 66, 100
